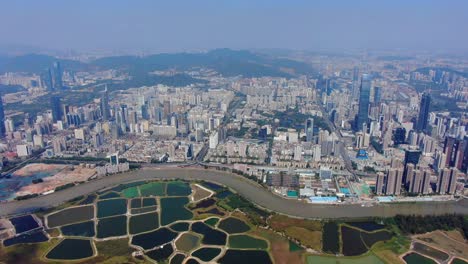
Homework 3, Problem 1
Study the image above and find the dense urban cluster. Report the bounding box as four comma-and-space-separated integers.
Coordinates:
0, 51, 467, 205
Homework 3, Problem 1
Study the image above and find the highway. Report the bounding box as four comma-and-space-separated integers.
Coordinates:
1, 167, 467, 219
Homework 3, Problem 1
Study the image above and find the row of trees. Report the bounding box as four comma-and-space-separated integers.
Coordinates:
394, 214, 468, 239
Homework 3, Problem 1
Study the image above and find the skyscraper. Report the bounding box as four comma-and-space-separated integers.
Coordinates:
352, 66, 360, 99
42, 68, 54, 91
373, 86, 382, 105
305, 118, 314, 142
416, 93, 431, 132
53, 61, 63, 90
100, 86, 110, 121
355, 74, 371, 131
50, 96, 62, 122
0, 94, 5, 137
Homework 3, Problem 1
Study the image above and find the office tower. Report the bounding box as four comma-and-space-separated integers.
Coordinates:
457, 136, 468, 173
392, 127, 406, 145
0, 95, 5, 137
444, 136, 468, 172
416, 93, 431, 132
100, 86, 110, 121
52, 61, 63, 90
355, 74, 371, 131
42, 68, 54, 91
50, 96, 62, 122
305, 118, 314, 142
375, 172, 384, 195
373, 86, 382, 105
352, 66, 360, 99
163, 100, 171, 118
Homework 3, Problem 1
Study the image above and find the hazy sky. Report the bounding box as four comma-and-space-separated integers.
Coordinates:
1, 0, 468, 53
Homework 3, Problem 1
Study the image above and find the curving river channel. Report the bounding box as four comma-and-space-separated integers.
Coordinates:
1, 167, 467, 218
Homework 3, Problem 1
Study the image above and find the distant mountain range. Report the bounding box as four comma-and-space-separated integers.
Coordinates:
0, 49, 314, 78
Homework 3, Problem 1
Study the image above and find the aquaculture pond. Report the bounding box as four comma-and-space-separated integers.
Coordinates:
322, 222, 340, 254
191, 198, 216, 209
175, 232, 200, 252
341, 226, 368, 256
96, 215, 127, 238
192, 247, 222, 261
79, 194, 97, 205
97, 198, 127, 218
191, 222, 227, 245
403, 252, 437, 264
346, 221, 386, 232
361, 229, 392, 248
452, 258, 468, 264
204, 217, 219, 227
46, 239, 94, 260
201, 181, 223, 191
131, 227, 178, 250
218, 217, 250, 234
131, 206, 157, 215
140, 182, 166, 196
122, 186, 140, 198
129, 212, 159, 234
146, 244, 174, 262
160, 197, 193, 225
219, 249, 272, 264
9, 215, 39, 233
99, 191, 121, 199
171, 253, 186, 264
413, 241, 449, 262
215, 189, 234, 199
142, 197, 157, 207
167, 181, 192, 196
60, 221, 95, 237
47, 205, 94, 228
228, 234, 268, 249
3, 230, 48, 246
170, 222, 190, 232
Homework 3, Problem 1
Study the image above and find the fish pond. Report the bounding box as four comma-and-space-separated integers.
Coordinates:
129, 212, 159, 234
191, 222, 227, 246
218, 217, 250, 234
218, 249, 272, 264
46, 239, 94, 260
60, 221, 95, 237
97, 198, 127, 218
47, 205, 94, 228
403, 252, 437, 264
192, 247, 222, 261
131, 227, 178, 250
160, 197, 193, 225
322, 222, 340, 254
228, 234, 268, 249
96, 215, 127, 238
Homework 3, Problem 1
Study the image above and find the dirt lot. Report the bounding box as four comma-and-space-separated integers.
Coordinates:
15, 164, 96, 196
414, 230, 468, 260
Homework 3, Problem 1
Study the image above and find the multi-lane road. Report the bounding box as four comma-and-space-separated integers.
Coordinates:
1, 167, 467, 219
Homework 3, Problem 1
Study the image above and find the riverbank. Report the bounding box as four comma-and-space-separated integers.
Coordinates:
1, 167, 467, 218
